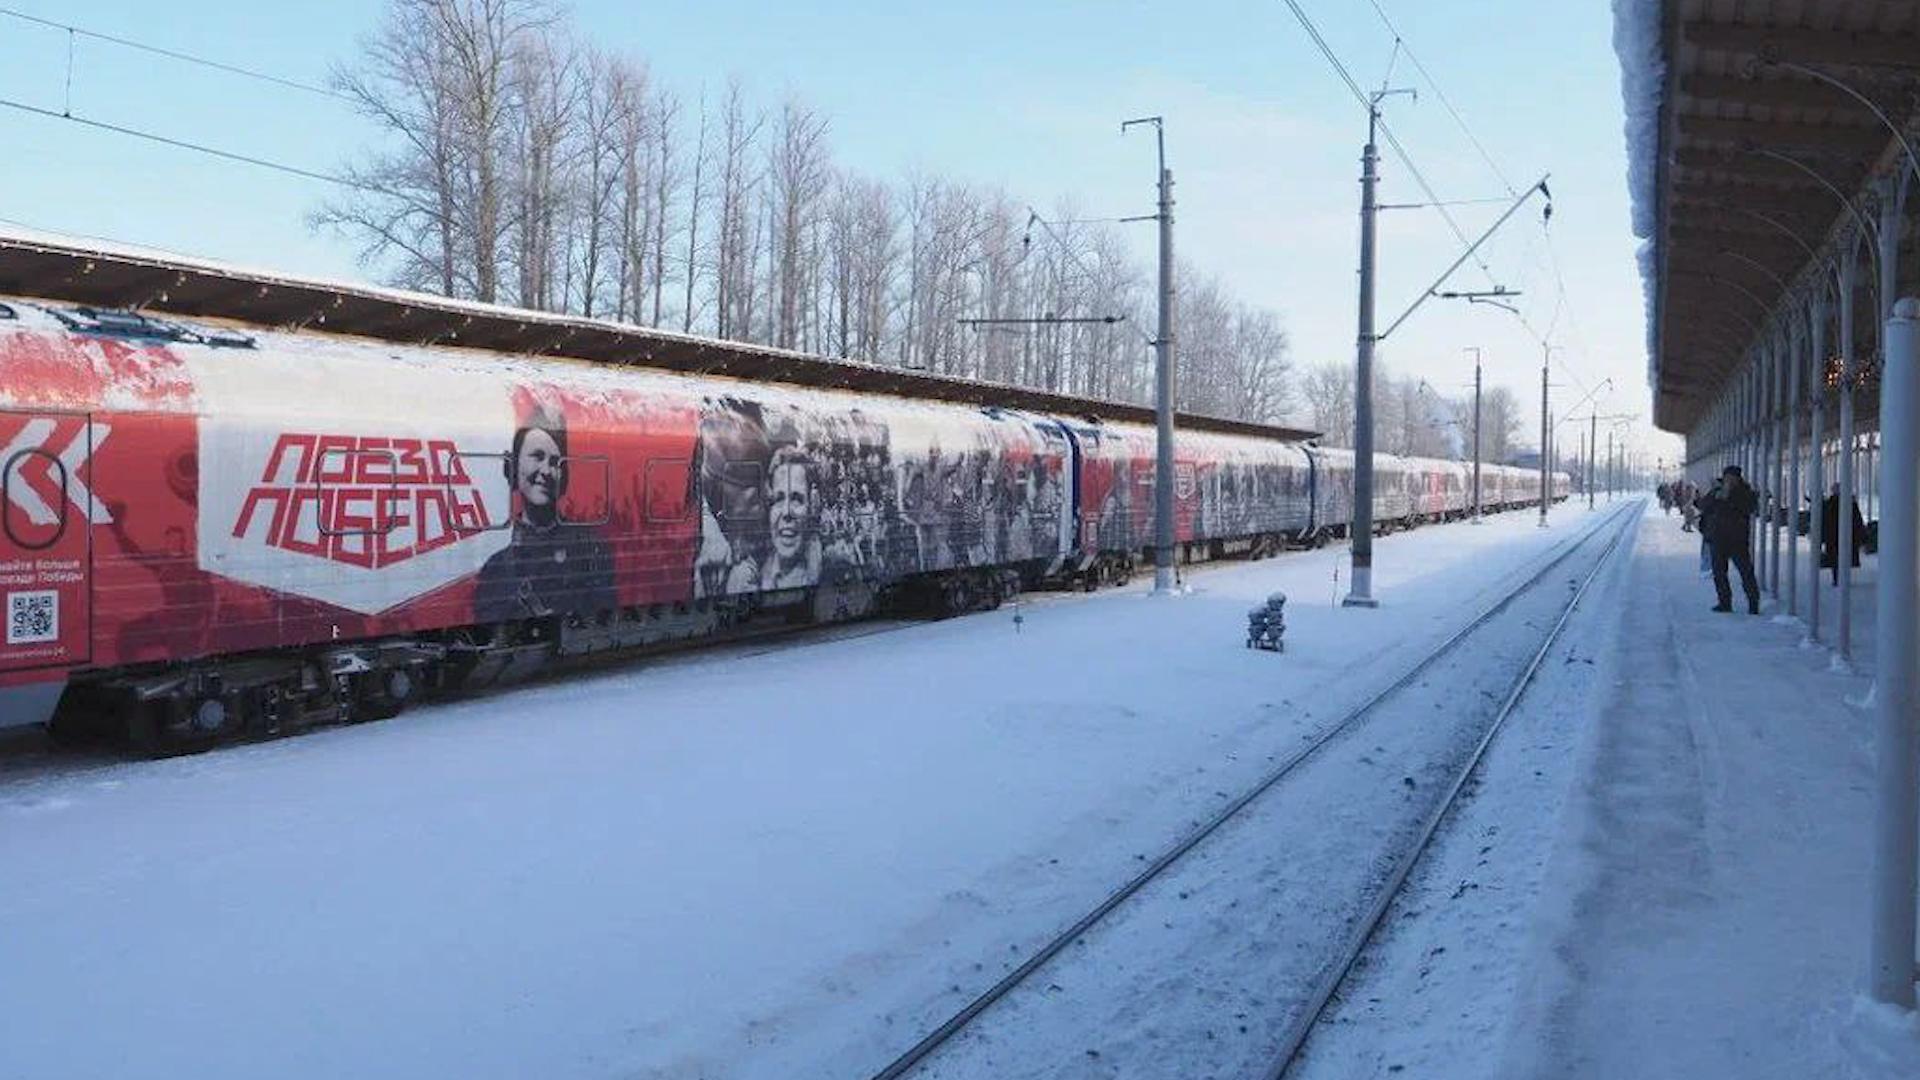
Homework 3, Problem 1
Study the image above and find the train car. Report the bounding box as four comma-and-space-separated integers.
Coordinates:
1058, 419, 1313, 580
1301, 447, 1433, 537
0, 298, 1088, 748
1401, 455, 1470, 523
0, 237, 1565, 751
1182, 428, 1314, 557
1305, 446, 1355, 540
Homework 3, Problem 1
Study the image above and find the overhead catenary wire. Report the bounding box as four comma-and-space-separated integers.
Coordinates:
0, 6, 352, 103
1364, 0, 1517, 197
1353, 2, 1606, 405
0, 95, 391, 196
1024, 209, 1157, 349
1278, 0, 1503, 295
1285, 0, 1611, 416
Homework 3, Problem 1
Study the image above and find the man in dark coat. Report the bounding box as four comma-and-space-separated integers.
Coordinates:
1697, 465, 1760, 614
1818, 482, 1867, 586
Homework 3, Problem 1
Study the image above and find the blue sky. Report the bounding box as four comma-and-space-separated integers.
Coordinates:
0, 0, 1678, 462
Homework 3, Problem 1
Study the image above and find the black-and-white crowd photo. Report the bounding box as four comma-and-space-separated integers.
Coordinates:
692, 394, 1069, 596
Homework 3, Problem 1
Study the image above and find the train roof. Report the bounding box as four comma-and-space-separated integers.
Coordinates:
0, 225, 1320, 444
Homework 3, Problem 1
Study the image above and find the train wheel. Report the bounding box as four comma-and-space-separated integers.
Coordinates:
124, 699, 204, 758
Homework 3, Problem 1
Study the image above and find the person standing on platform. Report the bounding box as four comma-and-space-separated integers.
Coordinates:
1693, 477, 1717, 575
1698, 466, 1760, 614
1818, 481, 1866, 586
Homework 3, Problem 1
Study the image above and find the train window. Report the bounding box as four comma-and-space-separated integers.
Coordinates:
203, 328, 257, 349
0, 302, 15, 320
556, 454, 613, 527
449, 447, 611, 529
311, 446, 401, 538
721, 461, 763, 521
443, 449, 513, 534
644, 459, 694, 523
1, 448, 67, 552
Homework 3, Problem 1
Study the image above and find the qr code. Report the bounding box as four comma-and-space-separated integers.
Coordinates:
6, 590, 57, 645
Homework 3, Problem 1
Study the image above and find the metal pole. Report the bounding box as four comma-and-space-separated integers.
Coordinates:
1153, 159, 1176, 593
1771, 331, 1786, 596
1809, 290, 1828, 643
1125, 116, 1178, 595
1787, 316, 1803, 618
1587, 411, 1597, 509
1538, 355, 1549, 526
1839, 248, 1858, 662
1471, 348, 1483, 524
1759, 341, 1773, 595
1608, 429, 1616, 501
1869, 297, 1919, 1009
1345, 104, 1381, 607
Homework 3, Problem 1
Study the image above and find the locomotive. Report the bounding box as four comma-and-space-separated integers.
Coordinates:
0, 234, 1569, 751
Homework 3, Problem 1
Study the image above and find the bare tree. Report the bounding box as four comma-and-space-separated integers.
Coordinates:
323, 0, 1299, 421
767, 98, 831, 350
712, 80, 765, 339
1301, 361, 1355, 447
572, 46, 635, 318
680, 92, 709, 333
1230, 307, 1292, 423
322, 0, 556, 301
646, 89, 683, 327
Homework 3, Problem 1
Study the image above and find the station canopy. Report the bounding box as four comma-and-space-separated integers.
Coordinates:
1622, 0, 1919, 433
0, 226, 1317, 444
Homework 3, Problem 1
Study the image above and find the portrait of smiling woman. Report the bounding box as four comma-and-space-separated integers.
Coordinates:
472, 401, 617, 623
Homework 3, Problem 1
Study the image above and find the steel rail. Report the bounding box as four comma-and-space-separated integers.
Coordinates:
1266, 502, 1639, 1078
867, 500, 1640, 1080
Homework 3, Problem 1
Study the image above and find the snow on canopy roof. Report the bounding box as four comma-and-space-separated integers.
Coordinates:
1611, 0, 1665, 391
1616, 0, 1920, 435
0, 223, 1319, 444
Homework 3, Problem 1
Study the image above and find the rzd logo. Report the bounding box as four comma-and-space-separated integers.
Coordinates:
0, 417, 112, 537
231, 432, 497, 569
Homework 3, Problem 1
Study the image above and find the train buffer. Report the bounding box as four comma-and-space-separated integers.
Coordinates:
1245, 592, 1287, 652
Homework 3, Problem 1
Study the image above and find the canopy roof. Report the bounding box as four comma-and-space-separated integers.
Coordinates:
1624, 0, 1919, 432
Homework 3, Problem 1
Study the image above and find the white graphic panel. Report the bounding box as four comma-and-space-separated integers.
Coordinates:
190, 339, 514, 615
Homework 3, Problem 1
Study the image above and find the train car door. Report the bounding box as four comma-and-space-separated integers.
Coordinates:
0, 410, 94, 684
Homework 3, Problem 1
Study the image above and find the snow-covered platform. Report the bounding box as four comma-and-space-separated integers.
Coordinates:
1485, 507, 1915, 1078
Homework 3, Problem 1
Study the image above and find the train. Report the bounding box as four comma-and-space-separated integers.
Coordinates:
0, 265, 1569, 753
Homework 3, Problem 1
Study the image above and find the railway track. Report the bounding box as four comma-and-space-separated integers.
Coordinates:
867, 501, 1641, 1080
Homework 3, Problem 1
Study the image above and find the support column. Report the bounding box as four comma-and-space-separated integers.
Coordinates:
1808, 288, 1828, 643
1786, 314, 1804, 618
1838, 244, 1859, 663
1867, 297, 1918, 1009
1760, 337, 1776, 596
1771, 329, 1787, 596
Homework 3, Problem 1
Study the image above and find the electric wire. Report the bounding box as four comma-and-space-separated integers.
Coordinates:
1351, 2, 1605, 402
1285, 0, 1610, 415
1278, 0, 1502, 293
1363, 0, 1517, 196
0, 6, 351, 103
0, 95, 389, 195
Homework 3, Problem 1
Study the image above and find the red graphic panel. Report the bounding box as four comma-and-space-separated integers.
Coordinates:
479, 384, 701, 621
0, 411, 93, 677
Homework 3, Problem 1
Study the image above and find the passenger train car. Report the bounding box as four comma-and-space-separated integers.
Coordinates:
0, 285, 1568, 751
